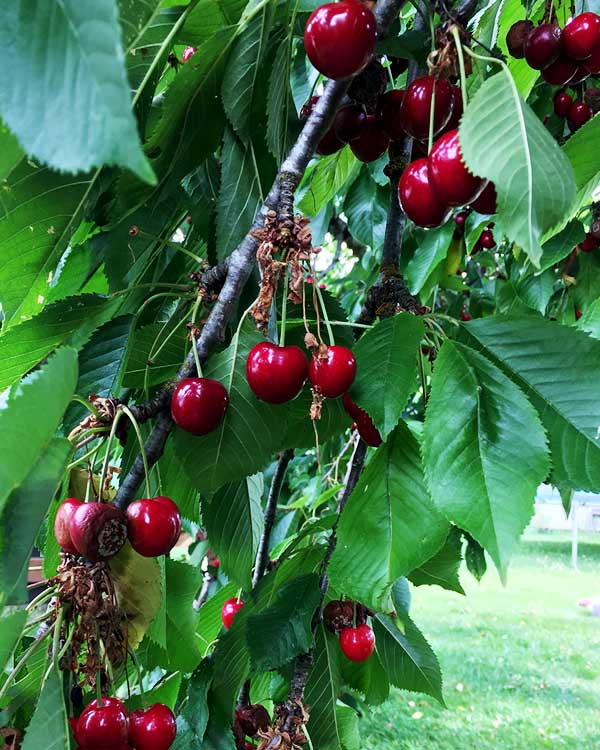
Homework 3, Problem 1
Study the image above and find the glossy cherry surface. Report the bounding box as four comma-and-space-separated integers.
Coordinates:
339, 624, 375, 662
129, 703, 177, 750
316, 126, 344, 156
479, 228, 496, 249
349, 115, 389, 162
562, 12, 600, 60
246, 342, 308, 404
77, 702, 129, 750
378, 89, 406, 140
222, 597, 244, 629
182, 46, 196, 63
568, 101, 593, 130
342, 394, 381, 447
524, 24, 562, 69
54, 498, 83, 555
470, 181, 497, 214
126, 497, 181, 557
70, 502, 127, 562
442, 86, 464, 133
334, 104, 367, 142
304, 1, 377, 80
309, 346, 356, 398
428, 129, 485, 208
171, 377, 229, 435
399, 158, 450, 228
399, 76, 454, 139
541, 56, 577, 85
554, 90, 574, 117
584, 45, 600, 73
506, 19, 534, 58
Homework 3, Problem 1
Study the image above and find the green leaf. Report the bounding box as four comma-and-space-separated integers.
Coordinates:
405, 223, 455, 294
423, 339, 549, 578
539, 220, 585, 271
172, 660, 214, 750
0, 348, 78, 513
573, 252, 600, 311
303, 625, 344, 750
459, 71, 575, 267
0, 2, 153, 182
460, 316, 600, 491
562, 113, 600, 191
156, 439, 199, 523
329, 422, 449, 610
339, 646, 390, 705
408, 526, 465, 594
0, 609, 27, 672
0, 438, 71, 604
464, 532, 487, 582
343, 168, 389, 251
511, 267, 555, 314
216, 127, 263, 261
0, 119, 23, 182
202, 474, 264, 590
122, 322, 188, 389
247, 573, 321, 671
266, 36, 297, 163
374, 614, 444, 705
298, 147, 360, 217
576, 297, 600, 339
178, 0, 247, 45
21, 666, 69, 750
349, 314, 423, 440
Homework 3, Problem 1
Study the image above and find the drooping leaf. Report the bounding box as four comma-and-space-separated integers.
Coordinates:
343, 167, 389, 252
408, 526, 465, 594
267, 35, 299, 163
464, 532, 487, 582
459, 71, 576, 267
303, 625, 344, 750
329, 422, 449, 609
172, 659, 214, 750
0, 609, 28, 672
423, 339, 549, 578
0, 119, 23, 182
21, 666, 69, 750
298, 147, 360, 217
405, 223, 455, 294
339, 646, 390, 705
539, 220, 585, 271
562, 113, 600, 191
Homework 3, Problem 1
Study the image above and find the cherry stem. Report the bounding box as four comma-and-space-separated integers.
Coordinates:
129, 648, 146, 709
137, 229, 205, 266
427, 79, 437, 154
236, 588, 243, 604
417, 347, 428, 405
70, 395, 102, 419
190, 292, 205, 376
98, 409, 125, 501
352, 602, 357, 628
120, 405, 152, 498
27, 586, 56, 612
450, 26, 468, 112
314, 282, 335, 346
0, 622, 56, 704
96, 670, 103, 706
67, 443, 103, 472
279, 266, 290, 347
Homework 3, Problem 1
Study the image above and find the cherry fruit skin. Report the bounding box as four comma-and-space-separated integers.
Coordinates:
126, 497, 182, 557
524, 24, 562, 70
334, 105, 367, 143
129, 703, 177, 750
171, 377, 229, 435
542, 56, 577, 85
579, 232, 599, 252
339, 624, 375, 662
506, 19, 534, 58
342, 394, 382, 447
246, 342, 308, 404
562, 12, 600, 60
317, 126, 344, 156
309, 346, 356, 398
222, 597, 244, 629
399, 159, 450, 228
400, 76, 454, 139
454, 211, 467, 228
554, 90, 574, 117
568, 101, 593, 131
584, 45, 600, 73
304, 1, 377, 80
350, 115, 390, 162
378, 89, 406, 140
54, 498, 83, 555
182, 46, 196, 63
428, 129, 485, 208
479, 228, 496, 249
470, 181, 497, 214
571, 64, 591, 84
77, 703, 129, 750
70, 502, 127, 562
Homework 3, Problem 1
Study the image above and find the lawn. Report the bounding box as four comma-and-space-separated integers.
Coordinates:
361, 532, 600, 750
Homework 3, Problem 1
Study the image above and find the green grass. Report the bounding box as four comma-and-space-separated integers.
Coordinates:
361, 534, 600, 750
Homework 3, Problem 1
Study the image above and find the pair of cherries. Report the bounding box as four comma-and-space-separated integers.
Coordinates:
55, 496, 181, 561
316, 103, 391, 164
71, 697, 175, 750
507, 13, 600, 85
553, 90, 594, 131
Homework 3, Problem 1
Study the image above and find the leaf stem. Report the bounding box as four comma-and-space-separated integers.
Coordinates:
98, 409, 125, 500
120, 405, 152, 498
314, 283, 335, 345
0, 622, 56, 704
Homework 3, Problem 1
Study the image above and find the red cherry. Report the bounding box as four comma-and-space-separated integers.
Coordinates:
304, 1, 377, 80
378, 89, 406, 140
54, 498, 83, 555
339, 624, 375, 662
212, 557, 220, 568
542, 56, 577, 85
479, 228, 496, 249
567, 101, 593, 131
470, 181, 497, 214
524, 24, 562, 70
428, 129, 485, 208
579, 232, 599, 252
246, 342, 308, 404
77, 703, 129, 750
454, 211, 467, 227
319, 282, 327, 290
350, 115, 390, 162
316, 126, 345, 156
171, 377, 229, 435
584, 45, 600, 73
506, 19, 535, 58
342, 394, 382, 447
222, 597, 244, 629
554, 90, 574, 117
182, 46, 196, 63
69, 503, 127, 562
81, 697, 127, 715
129, 703, 176, 750
309, 346, 356, 398
460, 309, 472, 321
334, 105, 367, 143
300, 95, 320, 119
441, 86, 464, 133
399, 76, 454, 139
562, 12, 600, 60
571, 64, 591, 85
126, 497, 181, 557
399, 158, 450, 228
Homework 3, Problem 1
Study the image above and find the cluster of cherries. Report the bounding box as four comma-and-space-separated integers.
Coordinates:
553, 89, 594, 130
70, 697, 176, 750
323, 599, 376, 662
54, 495, 181, 561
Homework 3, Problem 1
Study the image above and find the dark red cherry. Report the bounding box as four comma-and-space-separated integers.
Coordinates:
542, 56, 577, 85
479, 228, 496, 249
554, 90, 574, 117
309, 345, 356, 398
77, 702, 129, 750
454, 211, 467, 227
70, 503, 127, 562
304, 1, 377, 80
568, 101, 593, 130
342, 393, 382, 447
570, 64, 590, 85
399, 76, 454, 138
428, 129, 485, 207
182, 46, 196, 63
300, 95, 320, 119
350, 115, 390, 162
378, 89, 405, 140
334, 104, 367, 142
579, 232, 599, 252
126, 497, 181, 557
54, 498, 83, 555
222, 597, 244, 629
506, 19, 534, 58
460, 308, 472, 321
441, 86, 463, 133
129, 703, 176, 750
575, 306, 583, 320
317, 125, 345, 156
562, 12, 600, 60
470, 181, 497, 214
399, 158, 450, 228
246, 342, 308, 404
235, 704, 270, 737
524, 24, 562, 70
339, 624, 375, 662
584, 45, 600, 73
171, 377, 229, 435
